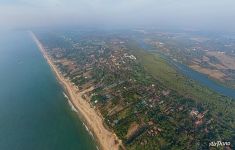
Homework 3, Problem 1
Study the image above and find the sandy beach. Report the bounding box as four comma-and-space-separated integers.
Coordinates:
30, 31, 123, 150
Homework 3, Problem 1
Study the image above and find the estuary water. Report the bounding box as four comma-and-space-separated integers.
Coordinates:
0, 31, 96, 150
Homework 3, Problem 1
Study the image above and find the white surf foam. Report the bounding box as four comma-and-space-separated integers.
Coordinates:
63, 92, 78, 112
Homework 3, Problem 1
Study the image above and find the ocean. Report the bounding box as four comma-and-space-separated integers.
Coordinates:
0, 31, 96, 150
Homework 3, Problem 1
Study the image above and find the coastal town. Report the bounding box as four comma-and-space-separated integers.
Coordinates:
1, 0, 235, 149
34, 30, 234, 150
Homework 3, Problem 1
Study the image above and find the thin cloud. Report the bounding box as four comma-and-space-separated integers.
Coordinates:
0, 0, 234, 31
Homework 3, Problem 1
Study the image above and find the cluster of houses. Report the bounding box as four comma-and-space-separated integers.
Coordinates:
42, 33, 214, 147
190, 109, 209, 126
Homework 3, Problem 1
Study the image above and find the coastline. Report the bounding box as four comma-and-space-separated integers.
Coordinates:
30, 31, 123, 150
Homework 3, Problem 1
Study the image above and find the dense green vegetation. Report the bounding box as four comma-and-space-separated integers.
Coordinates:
136, 51, 234, 114
37, 30, 235, 150
134, 49, 235, 145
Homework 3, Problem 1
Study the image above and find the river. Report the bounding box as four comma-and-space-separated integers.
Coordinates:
138, 40, 235, 100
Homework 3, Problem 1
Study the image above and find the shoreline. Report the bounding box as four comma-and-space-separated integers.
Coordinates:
30, 31, 123, 150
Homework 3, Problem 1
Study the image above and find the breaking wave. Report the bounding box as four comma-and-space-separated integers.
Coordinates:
63, 92, 78, 112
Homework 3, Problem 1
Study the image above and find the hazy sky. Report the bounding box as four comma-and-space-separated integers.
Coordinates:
0, 0, 235, 31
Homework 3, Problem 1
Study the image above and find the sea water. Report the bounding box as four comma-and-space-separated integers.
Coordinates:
0, 31, 96, 150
